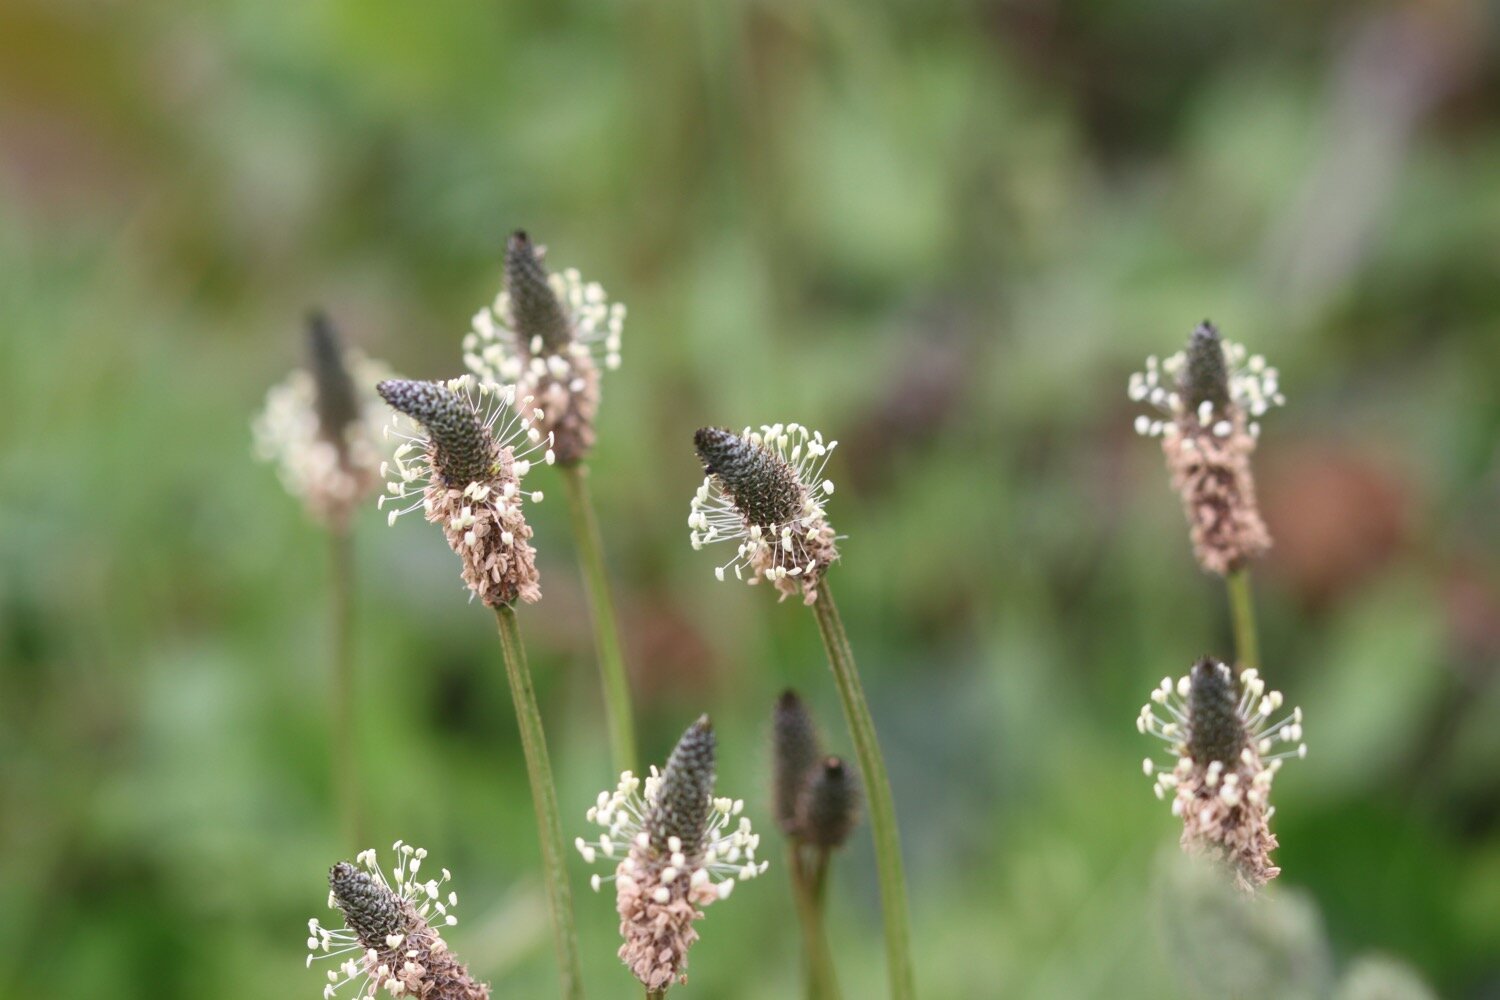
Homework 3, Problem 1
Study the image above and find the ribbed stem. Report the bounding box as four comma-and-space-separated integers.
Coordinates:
810, 582, 915, 1000
1226, 568, 1261, 671
558, 463, 638, 774
493, 605, 585, 1000
789, 844, 843, 1000
330, 526, 361, 849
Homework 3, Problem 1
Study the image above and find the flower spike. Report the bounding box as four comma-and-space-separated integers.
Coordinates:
253, 312, 390, 527
377, 375, 554, 607
800, 756, 861, 850
1138, 657, 1307, 891
308, 843, 487, 1000
689, 423, 840, 604
463, 231, 625, 464
1128, 321, 1282, 576
578, 716, 768, 991
772, 689, 822, 836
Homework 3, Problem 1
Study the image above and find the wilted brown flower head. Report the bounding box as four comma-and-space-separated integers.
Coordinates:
689, 424, 840, 605
307, 843, 487, 1000
253, 312, 390, 528
377, 376, 554, 607
1129, 322, 1285, 576
578, 716, 768, 991
1138, 658, 1307, 891
462, 231, 625, 465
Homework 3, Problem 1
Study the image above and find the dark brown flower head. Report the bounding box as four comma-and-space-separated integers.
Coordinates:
689, 423, 840, 604
253, 316, 389, 528
329, 860, 410, 948
307, 311, 362, 454
378, 377, 553, 607
1140, 662, 1307, 891
772, 689, 822, 836
649, 715, 717, 853
464, 233, 625, 465
1181, 320, 1231, 413
694, 427, 805, 526
1186, 657, 1246, 767
799, 756, 861, 850
377, 379, 499, 487
309, 844, 488, 1000
1129, 326, 1285, 576
504, 230, 573, 354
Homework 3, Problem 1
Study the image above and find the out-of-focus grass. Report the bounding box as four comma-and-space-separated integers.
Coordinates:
1, 1, 1496, 997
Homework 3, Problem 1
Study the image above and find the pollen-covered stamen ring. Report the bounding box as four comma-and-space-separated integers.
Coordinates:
1127, 325, 1284, 441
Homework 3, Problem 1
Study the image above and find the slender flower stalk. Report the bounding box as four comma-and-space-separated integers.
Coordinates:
690, 426, 914, 999
254, 312, 391, 847
329, 526, 360, 847
495, 604, 585, 999
1226, 569, 1261, 671
376, 376, 583, 998
577, 716, 768, 994
1138, 657, 1307, 891
307, 842, 487, 999
466, 231, 638, 774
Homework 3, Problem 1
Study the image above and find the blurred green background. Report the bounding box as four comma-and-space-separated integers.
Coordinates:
2, 1, 1498, 997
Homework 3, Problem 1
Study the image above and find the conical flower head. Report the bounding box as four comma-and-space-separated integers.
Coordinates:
649, 715, 716, 853
1181, 321, 1231, 413
1127, 322, 1284, 576
1186, 657, 1247, 768
378, 379, 498, 487
463, 232, 625, 465
772, 689, 822, 836
329, 860, 410, 948
378, 376, 553, 607
253, 313, 390, 527
799, 756, 861, 849
694, 428, 805, 526
578, 717, 768, 991
308, 311, 363, 452
689, 423, 840, 604
504, 230, 573, 354
1139, 660, 1307, 891
308, 843, 487, 1000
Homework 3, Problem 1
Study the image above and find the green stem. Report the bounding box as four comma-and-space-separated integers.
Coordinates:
810, 847, 831, 909
559, 462, 638, 775
646, 991, 667, 1000
1226, 568, 1260, 671
811, 582, 915, 1000
330, 526, 361, 849
493, 605, 585, 1000
789, 843, 843, 1000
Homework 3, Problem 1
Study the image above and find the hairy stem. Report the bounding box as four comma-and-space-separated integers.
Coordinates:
1226, 568, 1261, 671
811, 582, 915, 1000
559, 462, 638, 774
330, 526, 361, 849
789, 844, 843, 1000
493, 605, 585, 1000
